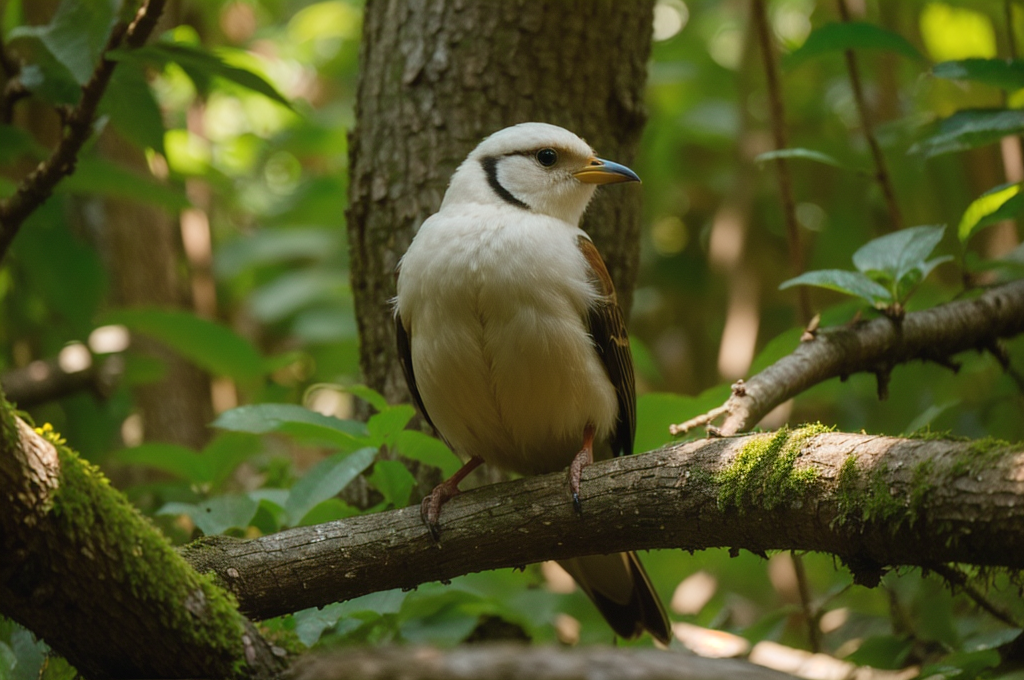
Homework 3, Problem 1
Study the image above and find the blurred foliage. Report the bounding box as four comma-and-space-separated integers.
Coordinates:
2, 0, 1024, 678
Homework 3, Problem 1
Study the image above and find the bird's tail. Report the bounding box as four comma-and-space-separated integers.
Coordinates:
557, 551, 671, 645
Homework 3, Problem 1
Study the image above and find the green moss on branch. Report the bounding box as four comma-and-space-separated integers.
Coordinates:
716, 424, 830, 512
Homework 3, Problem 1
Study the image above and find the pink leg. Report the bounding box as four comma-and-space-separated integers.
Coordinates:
421, 456, 485, 540
568, 423, 596, 515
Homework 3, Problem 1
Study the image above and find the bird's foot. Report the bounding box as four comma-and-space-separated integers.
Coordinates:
419, 456, 485, 541
420, 481, 460, 542
568, 423, 596, 516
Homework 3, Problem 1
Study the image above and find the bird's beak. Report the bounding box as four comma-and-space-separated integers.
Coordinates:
573, 157, 641, 185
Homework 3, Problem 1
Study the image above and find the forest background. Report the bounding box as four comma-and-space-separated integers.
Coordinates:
1, 0, 1024, 679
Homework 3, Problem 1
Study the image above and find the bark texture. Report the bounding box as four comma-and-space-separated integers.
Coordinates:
291, 645, 796, 680
347, 0, 654, 405
0, 396, 283, 679
183, 429, 1024, 620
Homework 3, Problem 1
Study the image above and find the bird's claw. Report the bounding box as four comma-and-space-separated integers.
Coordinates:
572, 489, 582, 516
420, 494, 443, 542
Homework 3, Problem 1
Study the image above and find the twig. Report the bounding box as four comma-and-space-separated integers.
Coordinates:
0, 31, 19, 78
837, 0, 902, 232
929, 563, 1023, 629
0, 31, 28, 125
791, 552, 821, 652
669, 405, 729, 436
0, 0, 168, 263
671, 279, 1024, 436
751, 0, 811, 323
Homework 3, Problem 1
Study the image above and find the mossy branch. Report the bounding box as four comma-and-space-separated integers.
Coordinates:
0, 395, 286, 679
672, 278, 1024, 437
183, 427, 1024, 620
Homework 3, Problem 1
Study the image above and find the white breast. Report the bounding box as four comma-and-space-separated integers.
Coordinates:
396, 205, 619, 475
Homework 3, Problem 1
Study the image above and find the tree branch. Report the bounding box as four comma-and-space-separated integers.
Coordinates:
291, 645, 797, 680
0, 0, 167, 262
0, 394, 285, 679
672, 279, 1024, 437
0, 356, 122, 408
182, 429, 1024, 621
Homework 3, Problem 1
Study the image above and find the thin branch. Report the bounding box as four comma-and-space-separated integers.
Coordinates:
929, 564, 1023, 629
182, 431, 1024, 621
837, 0, 902, 232
0, 0, 167, 262
0, 30, 19, 78
0, 356, 122, 408
671, 279, 1024, 436
751, 0, 811, 323
791, 552, 821, 652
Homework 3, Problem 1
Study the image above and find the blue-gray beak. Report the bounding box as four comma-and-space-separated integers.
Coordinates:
573, 157, 641, 184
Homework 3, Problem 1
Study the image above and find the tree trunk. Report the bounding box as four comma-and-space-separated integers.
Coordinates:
347, 0, 655, 406
101, 132, 214, 449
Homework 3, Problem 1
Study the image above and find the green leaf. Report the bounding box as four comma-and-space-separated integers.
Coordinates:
109, 42, 292, 108
784, 22, 923, 70
851, 225, 946, 285
116, 442, 210, 484
367, 405, 416, 446
933, 58, 1024, 91
391, 429, 462, 478
344, 385, 391, 413
249, 270, 348, 322
911, 109, 1024, 158
845, 635, 914, 670
212, 403, 369, 451
214, 228, 339, 279
9, 0, 118, 84
58, 156, 189, 210
295, 498, 360, 526
158, 494, 258, 536
959, 183, 1024, 243
284, 447, 377, 526
102, 307, 265, 380
292, 306, 357, 344
101, 59, 166, 154
779, 269, 893, 305
919, 649, 1000, 680
13, 43, 80, 105
293, 590, 407, 647
0, 124, 45, 166
368, 460, 416, 508
754, 148, 849, 170
16, 201, 107, 336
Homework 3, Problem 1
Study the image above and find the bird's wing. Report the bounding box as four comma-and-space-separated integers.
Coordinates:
577, 235, 636, 457
395, 309, 437, 432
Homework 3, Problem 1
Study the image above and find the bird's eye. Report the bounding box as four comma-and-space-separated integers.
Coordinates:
536, 148, 558, 167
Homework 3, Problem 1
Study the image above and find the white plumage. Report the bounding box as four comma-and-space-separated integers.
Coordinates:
395, 122, 669, 644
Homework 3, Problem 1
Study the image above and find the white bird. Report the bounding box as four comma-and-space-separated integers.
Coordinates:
394, 122, 670, 644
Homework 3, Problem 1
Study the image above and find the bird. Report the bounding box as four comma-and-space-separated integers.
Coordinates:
394, 122, 670, 645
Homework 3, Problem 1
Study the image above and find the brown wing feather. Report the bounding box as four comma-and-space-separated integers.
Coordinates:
577, 236, 636, 458
395, 310, 437, 432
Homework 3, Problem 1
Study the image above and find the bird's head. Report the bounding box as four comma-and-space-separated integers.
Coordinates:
442, 122, 640, 224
